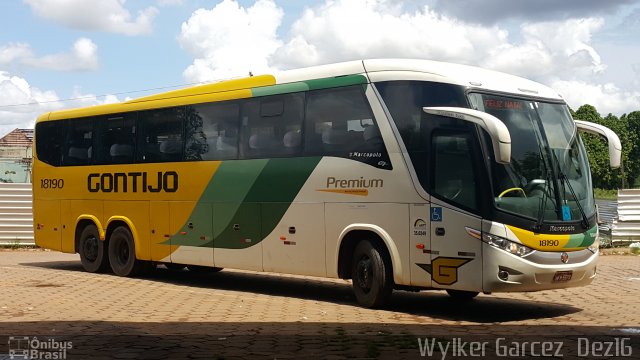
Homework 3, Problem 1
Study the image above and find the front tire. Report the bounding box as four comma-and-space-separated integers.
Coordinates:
78, 225, 110, 273
351, 240, 393, 308
108, 226, 142, 277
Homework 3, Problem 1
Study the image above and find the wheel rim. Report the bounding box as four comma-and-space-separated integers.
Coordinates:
83, 235, 99, 262
114, 236, 130, 267
355, 255, 373, 293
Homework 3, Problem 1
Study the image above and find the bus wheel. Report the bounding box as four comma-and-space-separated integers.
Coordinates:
446, 289, 479, 300
351, 240, 393, 308
187, 265, 223, 273
79, 225, 109, 273
108, 226, 142, 277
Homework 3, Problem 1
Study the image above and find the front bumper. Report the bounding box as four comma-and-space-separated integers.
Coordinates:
482, 243, 598, 292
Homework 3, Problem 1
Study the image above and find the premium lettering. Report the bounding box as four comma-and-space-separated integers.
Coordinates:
326, 176, 383, 189
88, 171, 178, 193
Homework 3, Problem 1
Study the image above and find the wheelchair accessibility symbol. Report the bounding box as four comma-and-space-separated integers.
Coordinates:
431, 207, 442, 222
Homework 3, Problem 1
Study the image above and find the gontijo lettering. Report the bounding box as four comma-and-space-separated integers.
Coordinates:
88, 171, 178, 193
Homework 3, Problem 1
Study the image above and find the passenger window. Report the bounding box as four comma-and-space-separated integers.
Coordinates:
138, 108, 184, 163
35, 121, 63, 166
97, 113, 137, 164
187, 102, 240, 160
63, 117, 94, 166
240, 93, 304, 159
431, 132, 478, 211
305, 86, 390, 169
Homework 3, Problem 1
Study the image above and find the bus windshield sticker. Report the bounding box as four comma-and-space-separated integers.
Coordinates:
562, 205, 572, 221
430, 207, 442, 222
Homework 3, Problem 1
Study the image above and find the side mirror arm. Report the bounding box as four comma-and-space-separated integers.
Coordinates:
423, 107, 512, 164
574, 120, 622, 168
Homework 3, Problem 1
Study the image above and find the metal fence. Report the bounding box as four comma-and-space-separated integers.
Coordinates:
612, 189, 640, 244
0, 183, 33, 246
596, 199, 617, 233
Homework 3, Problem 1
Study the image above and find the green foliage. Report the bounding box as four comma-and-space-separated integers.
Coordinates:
593, 188, 618, 200
575, 105, 639, 190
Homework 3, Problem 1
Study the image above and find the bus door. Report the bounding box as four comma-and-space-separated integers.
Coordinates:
427, 128, 483, 292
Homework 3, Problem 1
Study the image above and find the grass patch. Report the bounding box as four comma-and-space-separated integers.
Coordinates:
594, 188, 618, 200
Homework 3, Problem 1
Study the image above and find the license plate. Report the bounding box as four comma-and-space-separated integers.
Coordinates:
553, 271, 573, 282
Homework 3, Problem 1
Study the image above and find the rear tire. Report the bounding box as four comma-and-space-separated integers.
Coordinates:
108, 226, 142, 277
446, 289, 479, 300
78, 225, 109, 273
351, 240, 393, 308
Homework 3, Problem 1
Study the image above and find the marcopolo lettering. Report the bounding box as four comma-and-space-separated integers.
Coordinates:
88, 171, 178, 193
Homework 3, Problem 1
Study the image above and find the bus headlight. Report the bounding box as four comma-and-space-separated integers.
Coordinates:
482, 233, 534, 257
588, 239, 600, 254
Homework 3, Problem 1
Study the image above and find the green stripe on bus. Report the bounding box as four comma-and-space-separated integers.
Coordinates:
208, 156, 322, 249
170, 157, 321, 249
164, 159, 268, 246
250, 75, 368, 97
251, 82, 309, 97
206, 160, 269, 239
304, 74, 367, 90
565, 225, 597, 249
577, 226, 597, 248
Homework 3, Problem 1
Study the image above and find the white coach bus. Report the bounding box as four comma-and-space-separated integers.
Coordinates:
33, 59, 621, 308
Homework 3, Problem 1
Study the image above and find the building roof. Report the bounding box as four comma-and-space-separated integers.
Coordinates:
0, 129, 34, 147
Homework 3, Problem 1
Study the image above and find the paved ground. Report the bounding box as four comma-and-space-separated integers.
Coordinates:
0, 250, 639, 359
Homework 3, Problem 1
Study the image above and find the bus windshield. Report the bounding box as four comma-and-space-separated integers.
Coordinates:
468, 93, 595, 223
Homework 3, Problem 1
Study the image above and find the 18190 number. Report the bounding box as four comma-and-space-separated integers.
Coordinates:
40, 178, 64, 189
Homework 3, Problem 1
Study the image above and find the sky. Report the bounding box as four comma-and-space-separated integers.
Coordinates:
1, 0, 640, 137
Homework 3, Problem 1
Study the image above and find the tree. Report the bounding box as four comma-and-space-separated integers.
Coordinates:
575, 105, 639, 189
624, 111, 640, 187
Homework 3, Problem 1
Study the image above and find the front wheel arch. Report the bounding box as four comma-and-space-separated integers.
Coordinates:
336, 226, 401, 282
350, 239, 394, 308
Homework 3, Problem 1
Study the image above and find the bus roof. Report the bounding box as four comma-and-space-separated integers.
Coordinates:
38, 58, 563, 122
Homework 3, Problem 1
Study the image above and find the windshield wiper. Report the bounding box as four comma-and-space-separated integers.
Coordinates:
551, 151, 589, 229
533, 163, 553, 232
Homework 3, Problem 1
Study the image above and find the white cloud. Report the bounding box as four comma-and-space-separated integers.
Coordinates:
179, 0, 283, 82
158, 0, 183, 6
482, 18, 606, 79
552, 80, 640, 116
179, 0, 639, 115
0, 38, 97, 72
67, 86, 122, 108
0, 43, 32, 66
0, 73, 124, 138
23, 0, 158, 36
0, 71, 62, 137
273, 0, 506, 69
22, 38, 98, 72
